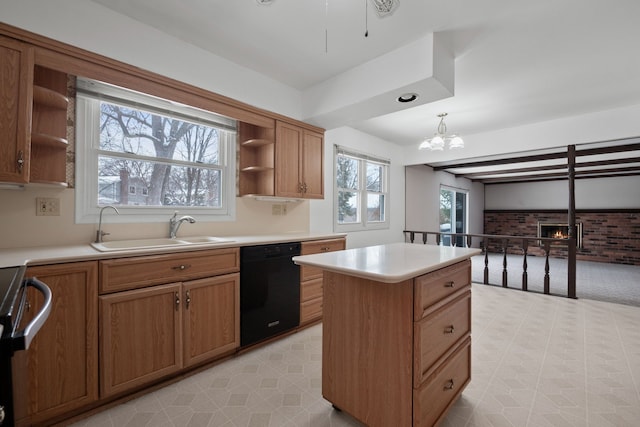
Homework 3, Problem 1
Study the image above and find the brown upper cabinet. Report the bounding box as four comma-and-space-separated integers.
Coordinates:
0, 35, 32, 184
238, 120, 276, 197
30, 65, 69, 185
275, 120, 324, 199
0, 34, 69, 186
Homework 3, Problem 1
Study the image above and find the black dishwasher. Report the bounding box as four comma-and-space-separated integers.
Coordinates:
240, 242, 301, 347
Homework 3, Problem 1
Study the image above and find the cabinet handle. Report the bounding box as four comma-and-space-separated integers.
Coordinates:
17, 150, 24, 172
175, 292, 180, 309
320, 246, 331, 251
185, 290, 191, 309
444, 379, 455, 390
298, 182, 304, 192
444, 281, 455, 288
302, 182, 308, 193
444, 325, 455, 334
172, 264, 191, 271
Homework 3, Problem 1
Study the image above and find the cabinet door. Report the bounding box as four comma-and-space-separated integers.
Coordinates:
100, 283, 182, 397
299, 238, 346, 325
19, 261, 98, 424
183, 273, 240, 367
275, 121, 303, 197
301, 130, 323, 199
0, 36, 33, 183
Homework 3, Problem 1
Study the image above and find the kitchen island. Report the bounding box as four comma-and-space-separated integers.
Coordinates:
293, 242, 481, 427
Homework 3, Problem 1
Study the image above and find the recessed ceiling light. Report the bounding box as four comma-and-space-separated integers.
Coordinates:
256, 0, 274, 5
397, 93, 418, 103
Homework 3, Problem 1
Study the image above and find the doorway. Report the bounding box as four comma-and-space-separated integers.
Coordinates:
440, 186, 468, 246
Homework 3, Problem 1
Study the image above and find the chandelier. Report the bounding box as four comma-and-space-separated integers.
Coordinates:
419, 113, 464, 151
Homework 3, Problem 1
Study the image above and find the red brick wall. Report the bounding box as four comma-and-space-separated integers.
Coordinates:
484, 210, 640, 265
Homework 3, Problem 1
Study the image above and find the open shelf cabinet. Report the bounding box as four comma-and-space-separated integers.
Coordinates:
238, 121, 275, 196
30, 65, 68, 185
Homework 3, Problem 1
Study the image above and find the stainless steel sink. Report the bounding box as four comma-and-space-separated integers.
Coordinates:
91, 236, 234, 252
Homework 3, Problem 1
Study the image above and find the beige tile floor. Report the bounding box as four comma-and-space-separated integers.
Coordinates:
70, 284, 640, 427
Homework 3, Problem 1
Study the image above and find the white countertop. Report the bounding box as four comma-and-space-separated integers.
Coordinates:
293, 242, 481, 283
0, 233, 345, 269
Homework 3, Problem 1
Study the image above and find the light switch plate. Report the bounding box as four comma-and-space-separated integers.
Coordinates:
36, 197, 60, 216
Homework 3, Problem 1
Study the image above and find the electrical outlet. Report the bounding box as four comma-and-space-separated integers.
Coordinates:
271, 204, 288, 216
36, 197, 60, 216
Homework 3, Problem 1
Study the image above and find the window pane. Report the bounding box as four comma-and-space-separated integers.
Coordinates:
98, 156, 221, 207
336, 155, 359, 190
337, 190, 359, 223
100, 102, 221, 165
366, 162, 382, 192
367, 193, 385, 222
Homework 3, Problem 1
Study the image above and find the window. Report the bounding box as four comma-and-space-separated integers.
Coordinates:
75, 78, 237, 223
439, 186, 468, 246
334, 145, 389, 231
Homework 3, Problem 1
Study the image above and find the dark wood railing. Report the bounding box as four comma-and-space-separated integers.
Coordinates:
404, 230, 577, 299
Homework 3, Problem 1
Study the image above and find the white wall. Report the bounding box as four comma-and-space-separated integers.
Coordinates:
310, 127, 406, 249
485, 176, 640, 210
405, 165, 484, 246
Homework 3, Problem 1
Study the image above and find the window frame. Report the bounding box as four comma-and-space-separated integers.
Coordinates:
75, 79, 237, 225
333, 145, 390, 232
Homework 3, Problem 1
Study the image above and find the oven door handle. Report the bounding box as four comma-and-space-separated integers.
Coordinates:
13, 277, 52, 351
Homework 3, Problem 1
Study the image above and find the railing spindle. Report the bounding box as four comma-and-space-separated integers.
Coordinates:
483, 237, 489, 284
543, 241, 551, 294
502, 238, 508, 287
522, 239, 529, 291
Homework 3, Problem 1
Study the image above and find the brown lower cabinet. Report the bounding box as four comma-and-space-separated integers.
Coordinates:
299, 238, 346, 325
100, 273, 240, 397
322, 259, 472, 427
14, 261, 98, 426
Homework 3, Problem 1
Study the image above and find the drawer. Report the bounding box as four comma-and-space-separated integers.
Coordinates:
414, 291, 471, 385
100, 248, 240, 293
300, 238, 346, 281
414, 259, 471, 320
414, 337, 471, 427
300, 297, 323, 324
301, 277, 323, 302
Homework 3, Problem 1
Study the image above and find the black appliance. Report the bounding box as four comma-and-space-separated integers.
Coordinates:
0, 266, 52, 426
240, 242, 301, 347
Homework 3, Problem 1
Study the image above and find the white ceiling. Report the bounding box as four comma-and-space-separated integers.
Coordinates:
91, 0, 640, 148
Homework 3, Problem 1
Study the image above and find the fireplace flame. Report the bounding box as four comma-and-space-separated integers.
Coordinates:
553, 230, 566, 239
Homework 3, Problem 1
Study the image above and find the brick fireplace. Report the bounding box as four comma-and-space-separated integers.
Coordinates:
484, 210, 640, 265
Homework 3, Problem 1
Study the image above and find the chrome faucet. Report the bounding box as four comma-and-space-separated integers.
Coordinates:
169, 212, 196, 238
95, 205, 119, 243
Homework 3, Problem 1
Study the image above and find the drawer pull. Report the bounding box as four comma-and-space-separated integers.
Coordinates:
320, 246, 331, 251
444, 325, 455, 334
444, 281, 455, 288
172, 264, 191, 271
444, 379, 455, 390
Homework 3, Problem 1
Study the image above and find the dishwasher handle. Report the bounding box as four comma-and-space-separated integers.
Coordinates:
13, 277, 52, 352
